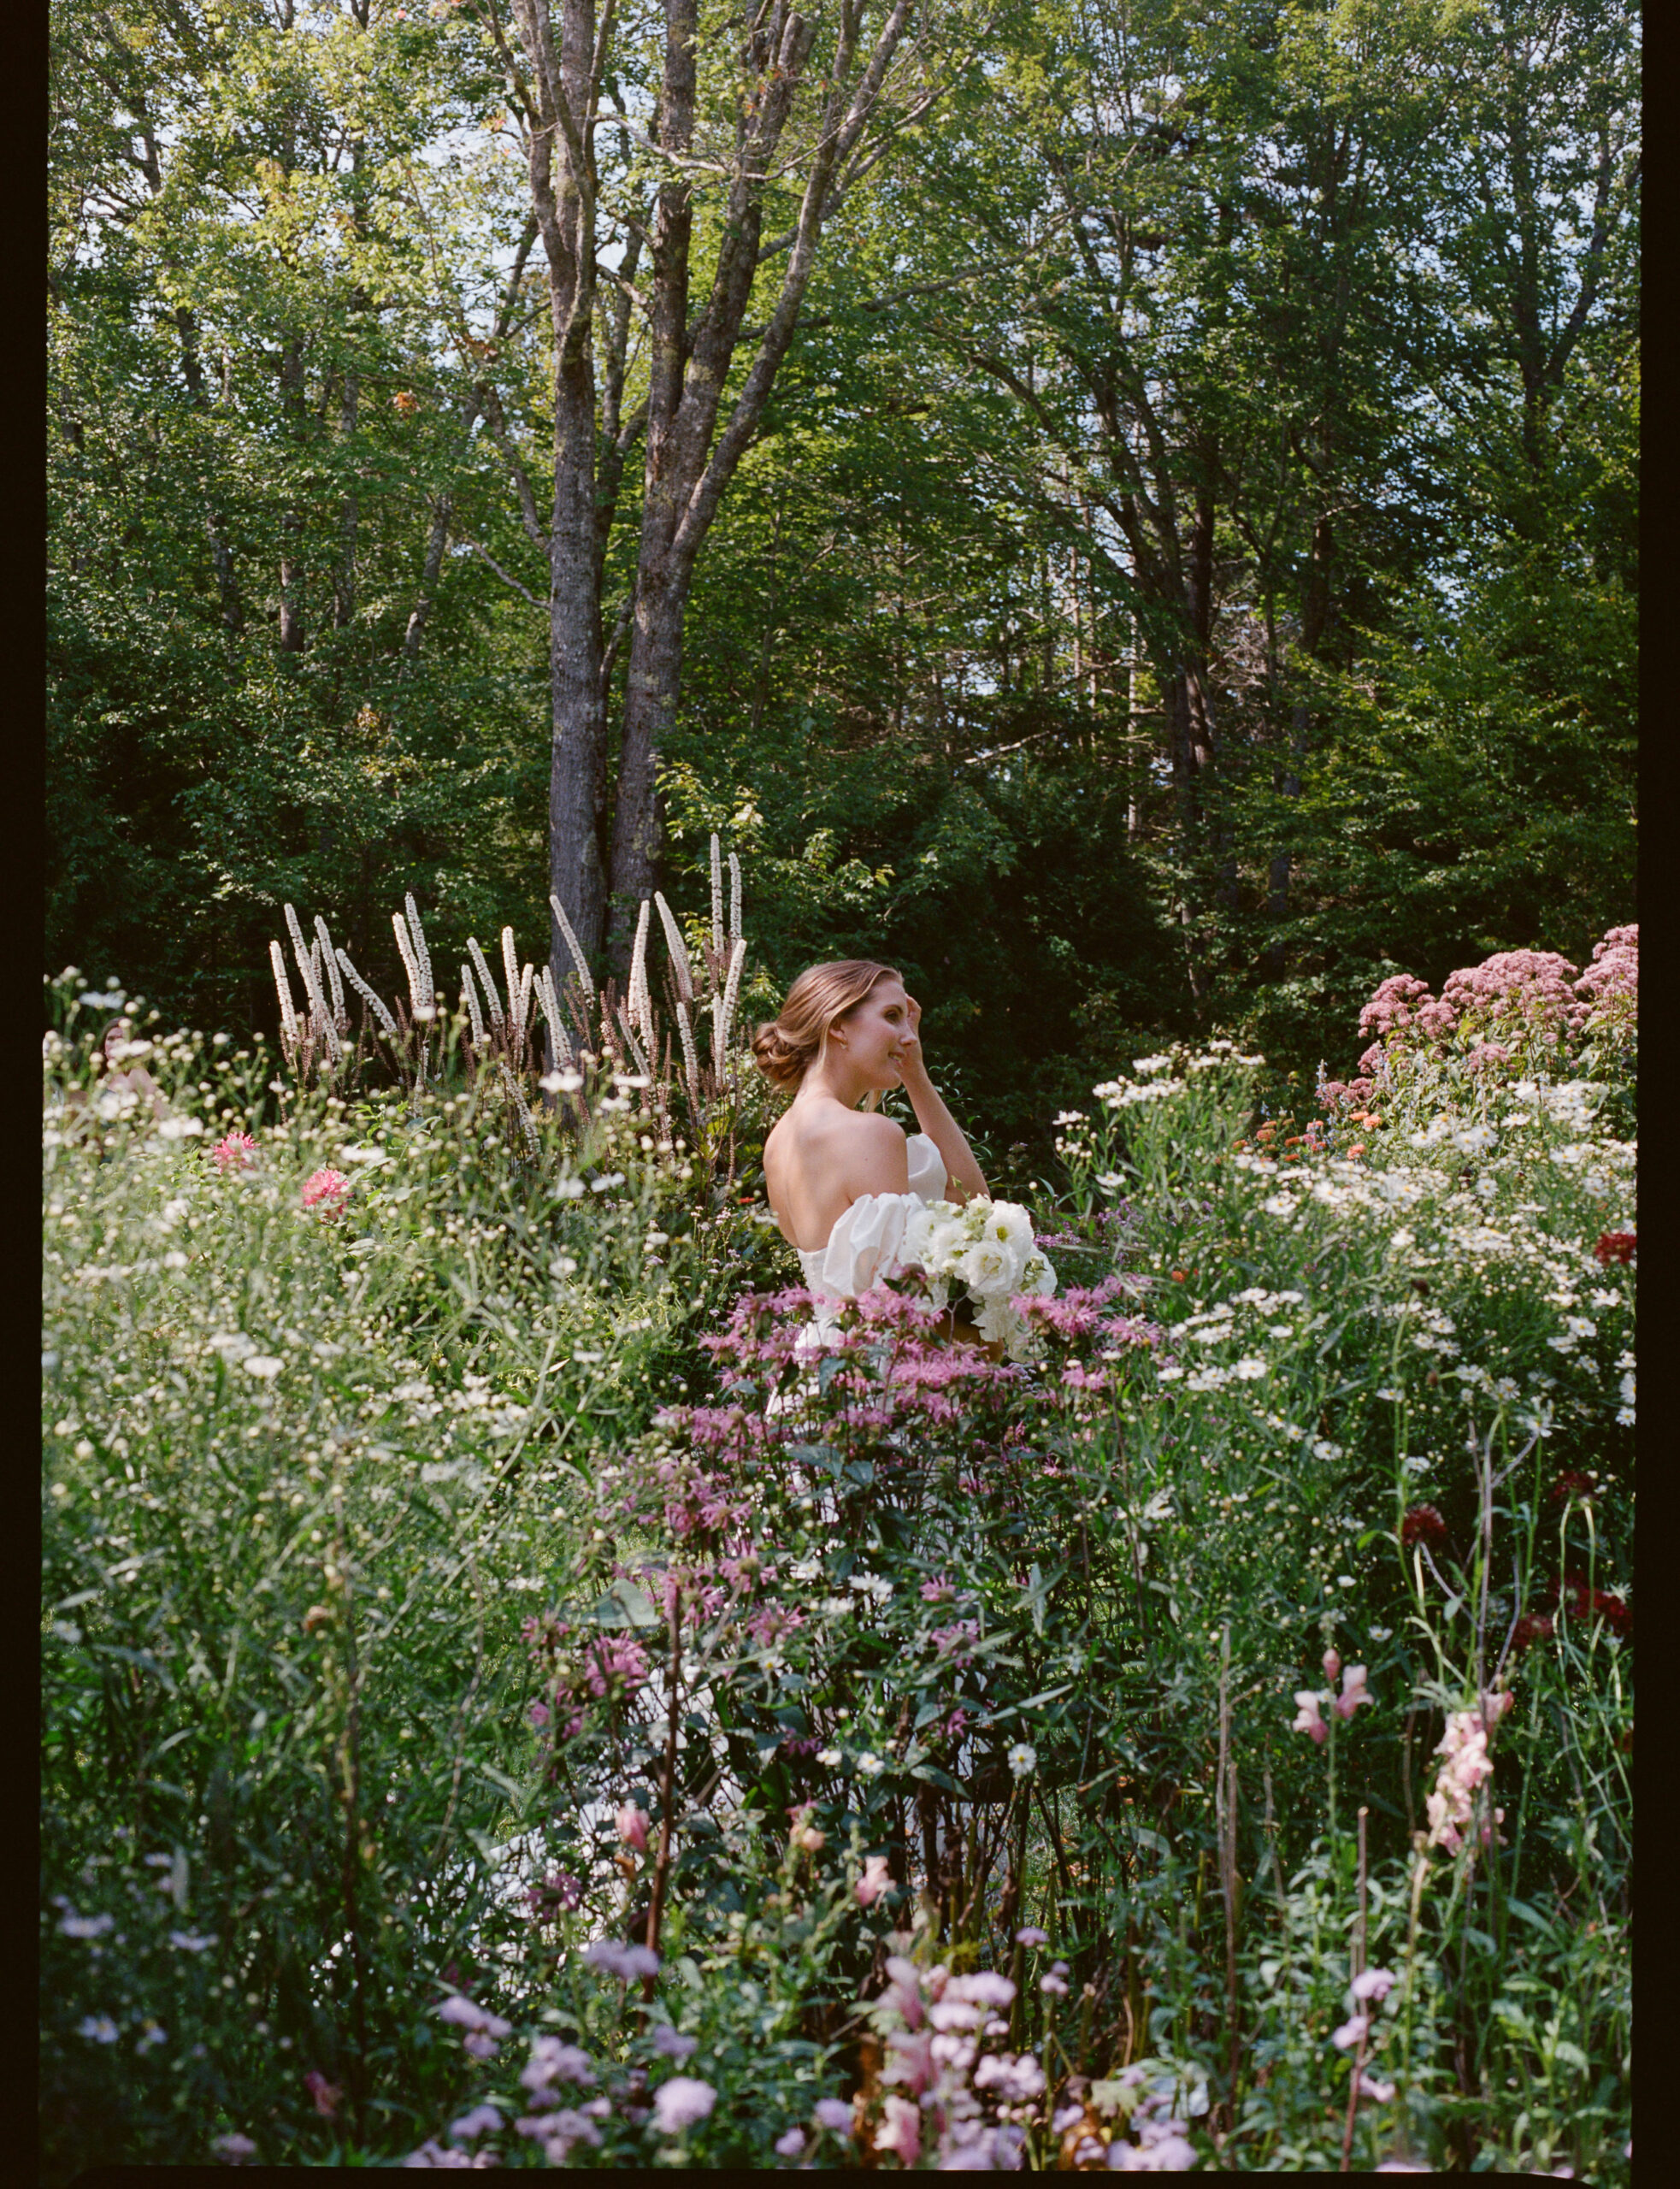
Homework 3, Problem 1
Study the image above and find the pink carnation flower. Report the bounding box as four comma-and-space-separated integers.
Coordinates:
210, 1130, 257, 1172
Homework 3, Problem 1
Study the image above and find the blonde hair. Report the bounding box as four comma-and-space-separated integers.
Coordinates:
752, 959, 900, 1093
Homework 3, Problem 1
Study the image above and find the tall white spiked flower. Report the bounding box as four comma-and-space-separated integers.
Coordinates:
499, 1063, 539, 1157
284, 901, 311, 974
467, 937, 505, 1030
616, 1012, 652, 1080
335, 950, 398, 1035
501, 928, 522, 1035
653, 892, 694, 1003
518, 963, 534, 1042
675, 997, 701, 1105
717, 937, 746, 1058
628, 898, 652, 1035
270, 941, 299, 1052
549, 893, 595, 999
461, 963, 487, 1048
286, 906, 342, 1065
535, 966, 573, 1065
310, 923, 345, 1024
393, 911, 424, 1015
710, 835, 724, 954
404, 894, 435, 1018
728, 853, 742, 949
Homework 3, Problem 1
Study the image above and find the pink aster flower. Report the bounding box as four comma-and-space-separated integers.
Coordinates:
301, 1166, 351, 1216
210, 1130, 257, 1172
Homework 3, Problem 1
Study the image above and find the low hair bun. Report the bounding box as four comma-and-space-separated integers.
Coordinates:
752, 1019, 808, 1092
752, 959, 901, 1094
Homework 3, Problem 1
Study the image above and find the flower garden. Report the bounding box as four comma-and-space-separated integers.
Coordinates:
41, 903, 1634, 2175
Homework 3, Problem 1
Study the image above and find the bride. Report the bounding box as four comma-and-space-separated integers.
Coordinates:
754, 960, 990, 1342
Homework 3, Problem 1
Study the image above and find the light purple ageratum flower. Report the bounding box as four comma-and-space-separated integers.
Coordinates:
447, 2103, 503, 2143
651, 2024, 698, 2059
651, 2074, 717, 2135
813, 2098, 853, 2133
581, 1938, 660, 1982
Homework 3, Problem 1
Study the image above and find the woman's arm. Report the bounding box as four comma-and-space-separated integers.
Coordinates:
895, 1001, 988, 1202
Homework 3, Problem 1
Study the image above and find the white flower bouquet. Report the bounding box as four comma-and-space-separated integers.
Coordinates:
900, 1196, 1058, 1360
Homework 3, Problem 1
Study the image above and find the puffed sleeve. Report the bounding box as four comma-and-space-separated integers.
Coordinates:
813, 1191, 923, 1298
905, 1131, 948, 1203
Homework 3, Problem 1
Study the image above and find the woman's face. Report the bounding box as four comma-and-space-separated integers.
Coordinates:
833, 978, 915, 1089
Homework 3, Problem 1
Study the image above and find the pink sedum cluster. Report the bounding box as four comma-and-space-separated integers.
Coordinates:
1323, 923, 1636, 1118
1575, 923, 1638, 1036
1440, 949, 1586, 1041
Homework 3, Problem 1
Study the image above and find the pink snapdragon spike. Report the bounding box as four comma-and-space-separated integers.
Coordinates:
1335, 1664, 1372, 1720
875, 2093, 922, 2166
1322, 1648, 1342, 1684
210, 1130, 257, 1172
1292, 1690, 1329, 1745
856, 1853, 893, 1907
301, 1165, 351, 1215
616, 1801, 650, 1853
304, 2069, 342, 2118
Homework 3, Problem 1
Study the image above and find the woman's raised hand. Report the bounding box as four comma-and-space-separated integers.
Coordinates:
897, 994, 927, 1082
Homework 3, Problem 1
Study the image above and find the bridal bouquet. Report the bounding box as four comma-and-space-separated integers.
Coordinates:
900, 1196, 1058, 1360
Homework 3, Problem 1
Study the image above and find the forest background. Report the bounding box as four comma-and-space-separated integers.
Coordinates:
47, 0, 1637, 1154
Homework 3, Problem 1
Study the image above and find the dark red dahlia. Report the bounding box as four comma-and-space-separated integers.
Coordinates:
1547, 1471, 1596, 1507
1593, 1231, 1636, 1265
1509, 1612, 1554, 1655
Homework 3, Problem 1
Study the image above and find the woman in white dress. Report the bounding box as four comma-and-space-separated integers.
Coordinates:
754, 960, 991, 1346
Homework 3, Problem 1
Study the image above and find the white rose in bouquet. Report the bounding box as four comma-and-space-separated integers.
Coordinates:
899, 1195, 1056, 1354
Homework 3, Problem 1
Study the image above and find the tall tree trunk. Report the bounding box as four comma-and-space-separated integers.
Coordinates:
278, 335, 307, 654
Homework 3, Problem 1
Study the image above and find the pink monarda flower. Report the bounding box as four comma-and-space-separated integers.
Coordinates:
616, 1802, 650, 1854
301, 1166, 351, 1215
1292, 1690, 1329, 1745
210, 1130, 257, 1172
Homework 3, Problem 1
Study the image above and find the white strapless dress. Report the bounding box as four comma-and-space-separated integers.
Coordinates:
792, 1130, 948, 1353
